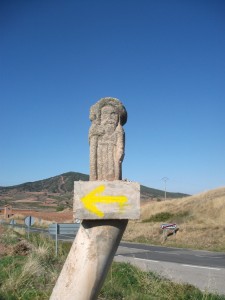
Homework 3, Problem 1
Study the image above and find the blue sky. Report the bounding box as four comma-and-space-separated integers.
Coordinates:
1, 0, 225, 194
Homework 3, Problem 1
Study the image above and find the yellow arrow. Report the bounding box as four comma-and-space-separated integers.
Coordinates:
81, 185, 128, 218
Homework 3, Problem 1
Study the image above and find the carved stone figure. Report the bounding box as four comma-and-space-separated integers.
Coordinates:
89, 97, 127, 181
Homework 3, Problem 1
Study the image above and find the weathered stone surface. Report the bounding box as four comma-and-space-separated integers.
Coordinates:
89, 97, 127, 181
74, 181, 140, 219
50, 219, 128, 300
50, 97, 138, 300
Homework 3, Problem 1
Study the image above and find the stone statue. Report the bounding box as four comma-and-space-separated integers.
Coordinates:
89, 97, 127, 181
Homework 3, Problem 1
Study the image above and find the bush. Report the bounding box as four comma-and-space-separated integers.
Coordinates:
12, 239, 33, 256
142, 211, 190, 223
143, 212, 174, 223
56, 205, 64, 212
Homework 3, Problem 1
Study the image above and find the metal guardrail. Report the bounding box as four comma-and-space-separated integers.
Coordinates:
2, 221, 80, 239
49, 223, 80, 235
2, 221, 80, 256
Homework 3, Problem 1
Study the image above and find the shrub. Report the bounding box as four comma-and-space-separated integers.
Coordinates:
56, 205, 64, 212
142, 211, 190, 223
12, 239, 33, 256
143, 212, 174, 223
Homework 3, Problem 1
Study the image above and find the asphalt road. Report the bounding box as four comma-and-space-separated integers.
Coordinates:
115, 241, 225, 296
119, 241, 225, 269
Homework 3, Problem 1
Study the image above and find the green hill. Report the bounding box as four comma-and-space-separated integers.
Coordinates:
0, 172, 189, 202
0, 172, 89, 194
140, 185, 189, 200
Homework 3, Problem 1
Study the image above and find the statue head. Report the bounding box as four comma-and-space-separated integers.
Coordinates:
89, 97, 127, 127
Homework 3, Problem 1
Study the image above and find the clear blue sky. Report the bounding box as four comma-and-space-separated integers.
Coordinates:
1, 0, 225, 194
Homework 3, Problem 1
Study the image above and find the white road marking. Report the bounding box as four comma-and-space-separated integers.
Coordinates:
182, 264, 221, 271
154, 251, 179, 255
116, 254, 222, 271
134, 257, 159, 263
115, 255, 159, 263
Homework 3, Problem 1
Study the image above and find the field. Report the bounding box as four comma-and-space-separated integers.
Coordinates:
0, 225, 224, 300
1, 186, 225, 251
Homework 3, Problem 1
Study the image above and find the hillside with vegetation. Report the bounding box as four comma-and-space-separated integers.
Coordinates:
0, 172, 189, 210
124, 186, 225, 251
0, 172, 89, 193
140, 184, 189, 200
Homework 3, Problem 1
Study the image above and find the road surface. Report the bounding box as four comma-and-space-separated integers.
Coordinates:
115, 241, 225, 296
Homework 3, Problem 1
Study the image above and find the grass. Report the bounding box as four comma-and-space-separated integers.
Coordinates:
99, 262, 225, 300
0, 227, 68, 299
0, 225, 225, 299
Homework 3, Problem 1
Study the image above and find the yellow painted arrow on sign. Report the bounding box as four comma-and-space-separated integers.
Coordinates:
81, 185, 128, 218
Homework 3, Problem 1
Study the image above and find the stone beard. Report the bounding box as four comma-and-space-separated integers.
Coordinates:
89, 98, 127, 181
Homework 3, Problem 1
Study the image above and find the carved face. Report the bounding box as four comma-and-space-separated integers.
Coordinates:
101, 105, 118, 126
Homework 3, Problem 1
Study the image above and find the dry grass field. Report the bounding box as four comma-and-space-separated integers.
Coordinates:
12, 209, 73, 224
2, 186, 225, 251
124, 186, 225, 251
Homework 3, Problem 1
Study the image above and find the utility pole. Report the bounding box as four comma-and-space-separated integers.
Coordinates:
161, 177, 169, 200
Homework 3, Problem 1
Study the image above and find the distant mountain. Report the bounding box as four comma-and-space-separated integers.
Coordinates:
0, 172, 189, 200
140, 185, 189, 200
0, 172, 89, 194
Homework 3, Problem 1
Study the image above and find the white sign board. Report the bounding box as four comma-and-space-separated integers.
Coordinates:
161, 223, 177, 230
74, 181, 140, 220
